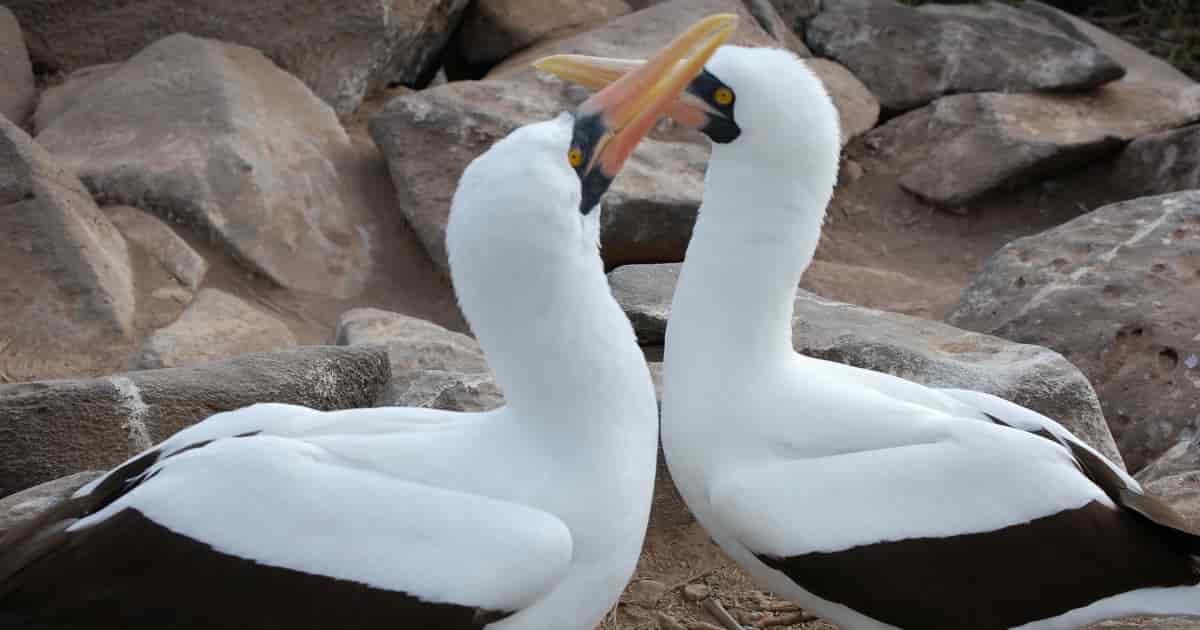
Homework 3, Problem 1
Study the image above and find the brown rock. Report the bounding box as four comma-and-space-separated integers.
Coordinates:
869, 85, 1200, 207
949, 191, 1200, 472
5, 0, 470, 115
0, 116, 134, 381
683, 583, 711, 602
135, 289, 297, 369
0, 7, 34, 125
0, 345, 391, 497
454, 0, 631, 68
627, 579, 669, 606
37, 34, 372, 298
807, 1, 1124, 112
105, 206, 207, 291
33, 64, 120, 133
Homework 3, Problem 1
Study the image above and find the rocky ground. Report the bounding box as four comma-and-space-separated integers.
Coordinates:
3, 0, 1200, 628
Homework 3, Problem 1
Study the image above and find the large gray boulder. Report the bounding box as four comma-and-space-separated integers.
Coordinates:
949, 192, 1200, 472
0, 7, 34, 125
4, 0, 470, 115
135, 289, 298, 369
0, 116, 135, 382
0, 471, 104, 537
105, 205, 207, 292
36, 34, 373, 298
608, 263, 1123, 466
806, 0, 1123, 112
0, 345, 391, 497
334, 308, 503, 411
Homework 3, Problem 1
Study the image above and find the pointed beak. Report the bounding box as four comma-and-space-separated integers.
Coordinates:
536, 13, 737, 181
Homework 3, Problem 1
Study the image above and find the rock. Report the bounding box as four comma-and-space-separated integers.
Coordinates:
370, 79, 708, 274
806, 1, 1124, 112
656, 612, 688, 630
683, 583, 711, 602
1110, 124, 1200, 199
0, 116, 135, 380
948, 192, 1200, 472
0, 345, 391, 497
1143, 472, 1200, 526
1136, 437, 1200, 486
766, 0, 821, 32
1084, 617, 1200, 630
0, 471, 104, 536
866, 85, 1200, 207
334, 308, 503, 411
454, 0, 631, 69
741, 0, 812, 57
627, 579, 669, 606
5, 0, 470, 115
105, 206, 207, 291
610, 263, 1123, 465
609, 264, 680, 345
135, 289, 296, 369
33, 64, 120, 133
0, 7, 34, 125
37, 34, 372, 298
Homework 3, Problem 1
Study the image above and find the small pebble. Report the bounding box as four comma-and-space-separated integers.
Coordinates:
683, 583, 711, 602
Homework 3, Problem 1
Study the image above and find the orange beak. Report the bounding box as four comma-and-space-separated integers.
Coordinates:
537, 14, 737, 181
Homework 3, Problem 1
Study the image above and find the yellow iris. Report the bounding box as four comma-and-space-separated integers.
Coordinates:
568, 147, 584, 168
714, 87, 734, 106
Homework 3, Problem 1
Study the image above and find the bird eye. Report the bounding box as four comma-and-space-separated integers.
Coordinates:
713, 87, 734, 106
567, 147, 584, 168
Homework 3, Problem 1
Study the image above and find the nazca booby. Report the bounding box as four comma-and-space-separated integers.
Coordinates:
538, 45, 1200, 630
0, 14, 736, 630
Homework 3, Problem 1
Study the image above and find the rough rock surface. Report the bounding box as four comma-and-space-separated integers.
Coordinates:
867, 86, 1200, 207
0, 345, 391, 497
0, 7, 34, 125
32, 63, 120, 133
0, 116, 135, 380
36, 34, 373, 299
453, 0, 631, 68
1143, 472, 1200, 526
0, 471, 104, 535
949, 192, 1200, 472
609, 263, 1122, 465
806, 1, 1124, 112
1110, 125, 1200, 199
1136, 437, 1200, 486
371, 79, 708, 273
5, 0, 470, 115
334, 308, 503, 411
135, 289, 297, 369
105, 206, 207, 291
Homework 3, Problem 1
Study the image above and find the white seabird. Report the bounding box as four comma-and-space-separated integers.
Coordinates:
539, 45, 1200, 630
0, 15, 736, 630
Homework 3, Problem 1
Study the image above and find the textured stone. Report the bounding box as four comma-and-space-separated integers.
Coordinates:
866, 86, 1200, 207
5, 0, 470, 114
1110, 124, 1200, 199
135, 289, 297, 369
806, 1, 1124, 112
453, 0, 631, 68
334, 308, 503, 411
805, 58, 879, 146
0, 345, 391, 497
0, 7, 34, 125
37, 35, 372, 298
610, 263, 1123, 465
105, 206, 207, 291
949, 192, 1200, 472
0, 116, 134, 381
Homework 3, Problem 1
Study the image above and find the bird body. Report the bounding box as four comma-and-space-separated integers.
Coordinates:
541, 45, 1200, 629
0, 15, 738, 629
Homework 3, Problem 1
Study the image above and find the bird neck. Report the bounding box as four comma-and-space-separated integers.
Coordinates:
458, 244, 655, 436
666, 148, 830, 371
